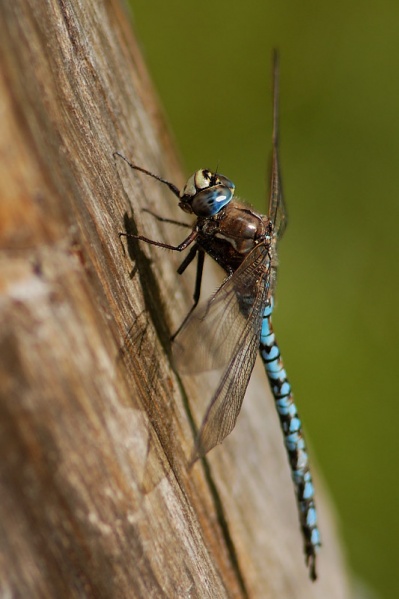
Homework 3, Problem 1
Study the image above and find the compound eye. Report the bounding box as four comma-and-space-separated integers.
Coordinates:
215, 174, 235, 191
194, 169, 213, 190
180, 169, 212, 198
191, 186, 234, 217
180, 173, 197, 198
179, 169, 235, 216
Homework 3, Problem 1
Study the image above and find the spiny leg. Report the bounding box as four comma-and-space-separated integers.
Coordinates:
119, 229, 198, 252
141, 208, 191, 229
136, 205, 197, 334
119, 228, 203, 341
171, 247, 205, 341
260, 302, 321, 581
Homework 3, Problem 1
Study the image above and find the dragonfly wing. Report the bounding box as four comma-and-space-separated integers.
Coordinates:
191, 306, 263, 460
173, 276, 248, 374
173, 244, 271, 374
268, 50, 288, 240
172, 244, 272, 459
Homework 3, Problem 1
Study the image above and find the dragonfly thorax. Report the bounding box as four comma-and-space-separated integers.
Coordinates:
197, 201, 272, 270
179, 169, 235, 217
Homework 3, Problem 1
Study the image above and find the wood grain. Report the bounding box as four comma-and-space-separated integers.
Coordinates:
0, 1, 351, 597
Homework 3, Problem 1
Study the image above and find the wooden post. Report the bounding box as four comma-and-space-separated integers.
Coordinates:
0, 1, 350, 596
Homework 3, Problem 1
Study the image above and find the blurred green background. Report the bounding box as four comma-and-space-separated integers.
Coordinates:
131, 1, 399, 597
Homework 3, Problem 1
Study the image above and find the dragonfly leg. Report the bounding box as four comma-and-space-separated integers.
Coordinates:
141, 208, 191, 229
119, 228, 198, 252
260, 304, 321, 581
171, 247, 205, 341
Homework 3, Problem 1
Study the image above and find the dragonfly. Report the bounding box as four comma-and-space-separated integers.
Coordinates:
116, 52, 321, 581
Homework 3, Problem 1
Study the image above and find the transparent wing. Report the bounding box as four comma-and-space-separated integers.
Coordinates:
173, 274, 251, 375
172, 244, 272, 459
268, 50, 288, 240
173, 244, 271, 374
190, 307, 263, 460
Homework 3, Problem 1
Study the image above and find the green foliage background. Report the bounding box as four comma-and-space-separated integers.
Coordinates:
131, 2, 399, 597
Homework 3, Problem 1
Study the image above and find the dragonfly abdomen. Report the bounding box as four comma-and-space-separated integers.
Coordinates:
259, 303, 321, 580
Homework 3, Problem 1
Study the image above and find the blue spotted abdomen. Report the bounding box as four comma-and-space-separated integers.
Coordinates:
260, 302, 321, 580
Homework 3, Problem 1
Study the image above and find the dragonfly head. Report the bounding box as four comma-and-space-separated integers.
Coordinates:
179, 169, 235, 217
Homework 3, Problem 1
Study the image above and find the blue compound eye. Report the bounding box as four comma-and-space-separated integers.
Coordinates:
191, 186, 234, 216
179, 169, 235, 216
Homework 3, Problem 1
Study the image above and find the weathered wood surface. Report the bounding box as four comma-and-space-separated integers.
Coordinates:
0, 1, 351, 597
